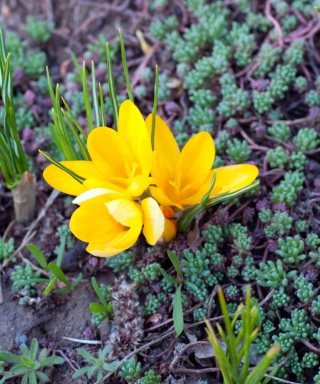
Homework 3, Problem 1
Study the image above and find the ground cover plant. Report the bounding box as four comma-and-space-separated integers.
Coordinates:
2, 0, 320, 383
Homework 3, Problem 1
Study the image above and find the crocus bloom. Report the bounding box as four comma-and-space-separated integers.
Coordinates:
145, 115, 259, 239
70, 189, 164, 257
43, 100, 154, 198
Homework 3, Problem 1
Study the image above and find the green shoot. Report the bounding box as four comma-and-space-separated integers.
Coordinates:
205, 286, 280, 384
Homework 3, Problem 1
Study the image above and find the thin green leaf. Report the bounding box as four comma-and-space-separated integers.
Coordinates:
207, 180, 260, 208
91, 277, 108, 307
167, 250, 183, 278
56, 233, 66, 268
0, 351, 21, 364
44, 277, 57, 296
82, 63, 93, 132
119, 29, 134, 103
205, 319, 233, 384
71, 273, 83, 289
91, 61, 100, 127
48, 263, 71, 289
29, 339, 38, 361
99, 83, 107, 127
40, 356, 65, 367
160, 268, 179, 285
173, 285, 184, 337
245, 344, 280, 384
106, 43, 118, 129
76, 348, 95, 362
103, 362, 117, 372
39, 150, 84, 183
90, 302, 109, 313
27, 244, 48, 271
35, 371, 50, 382
151, 65, 158, 150
61, 98, 88, 140
28, 371, 37, 384
61, 109, 90, 160
72, 367, 91, 379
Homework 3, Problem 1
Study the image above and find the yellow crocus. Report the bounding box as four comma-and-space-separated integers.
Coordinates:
69, 189, 164, 257
145, 115, 259, 238
43, 100, 154, 198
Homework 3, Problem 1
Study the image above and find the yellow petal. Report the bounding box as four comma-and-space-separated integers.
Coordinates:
86, 225, 140, 257
72, 188, 122, 205
150, 150, 171, 194
149, 186, 183, 209
141, 198, 165, 245
163, 218, 177, 243
145, 114, 180, 180
118, 100, 152, 176
178, 171, 214, 206
126, 175, 156, 197
43, 161, 105, 196
88, 127, 132, 178
83, 179, 126, 194
70, 195, 123, 243
105, 198, 142, 227
210, 164, 259, 196
176, 132, 215, 189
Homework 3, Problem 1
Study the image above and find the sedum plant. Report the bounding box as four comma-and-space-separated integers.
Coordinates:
205, 286, 280, 384
0, 338, 64, 383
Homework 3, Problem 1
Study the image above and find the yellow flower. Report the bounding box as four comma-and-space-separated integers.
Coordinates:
43, 100, 154, 198
145, 115, 259, 209
70, 189, 164, 257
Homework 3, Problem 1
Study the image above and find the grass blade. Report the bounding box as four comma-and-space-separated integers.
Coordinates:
119, 29, 134, 103
151, 65, 158, 150
106, 43, 118, 129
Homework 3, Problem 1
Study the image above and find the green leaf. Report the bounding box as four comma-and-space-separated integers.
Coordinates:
29, 339, 38, 361
99, 83, 106, 127
102, 362, 117, 372
91, 277, 108, 307
76, 348, 95, 363
21, 373, 28, 384
119, 30, 134, 103
245, 344, 280, 384
9, 364, 28, 374
105, 43, 118, 129
160, 268, 179, 285
207, 180, 260, 208
39, 150, 84, 184
27, 244, 48, 271
72, 366, 90, 379
19, 344, 29, 358
28, 371, 37, 384
0, 351, 21, 364
48, 263, 71, 289
90, 302, 109, 313
82, 63, 93, 132
35, 371, 49, 382
167, 250, 183, 278
38, 348, 48, 362
173, 285, 184, 337
91, 61, 100, 128
40, 356, 65, 367
44, 277, 57, 296
71, 273, 82, 289
151, 65, 159, 150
